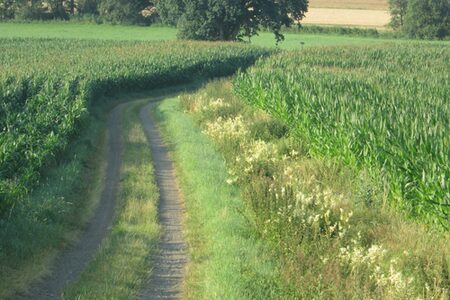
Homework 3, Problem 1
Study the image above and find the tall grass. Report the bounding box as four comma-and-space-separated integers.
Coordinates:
234, 44, 450, 227
155, 95, 289, 299
180, 79, 450, 299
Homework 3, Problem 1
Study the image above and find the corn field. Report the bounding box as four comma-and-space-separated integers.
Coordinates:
0, 38, 271, 210
234, 44, 450, 227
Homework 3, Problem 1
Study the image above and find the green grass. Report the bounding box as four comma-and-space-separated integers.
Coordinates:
1, 22, 449, 50
252, 31, 397, 49
0, 22, 178, 40
252, 31, 449, 49
63, 100, 159, 299
0, 22, 409, 48
154, 96, 290, 299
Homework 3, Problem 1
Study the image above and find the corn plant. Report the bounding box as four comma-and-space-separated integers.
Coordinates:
0, 38, 272, 211
234, 44, 450, 227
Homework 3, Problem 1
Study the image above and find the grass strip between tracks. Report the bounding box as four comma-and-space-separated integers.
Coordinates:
154, 96, 287, 299
63, 100, 160, 299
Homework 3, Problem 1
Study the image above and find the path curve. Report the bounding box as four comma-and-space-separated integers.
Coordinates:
138, 102, 187, 300
16, 103, 127, 300
15, 89, 190, 300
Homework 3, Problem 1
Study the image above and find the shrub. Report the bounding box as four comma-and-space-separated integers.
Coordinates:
404, 0, 450, 39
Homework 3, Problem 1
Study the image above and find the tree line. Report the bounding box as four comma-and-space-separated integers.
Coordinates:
389, 0, 449, 39
0, 0, 448, 40
0, 0, 308, 42
0, 0, 156, 24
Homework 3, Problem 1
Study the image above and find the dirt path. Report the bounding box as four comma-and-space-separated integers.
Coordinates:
15, 90, 189, 299
138, 102, 187, 300
16, 103, 126, 300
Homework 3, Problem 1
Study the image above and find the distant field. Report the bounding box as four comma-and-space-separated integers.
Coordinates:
306, 0, 390, 28
309, 0, 389, 10
0, 23, 178, 40
252, 32, 397, 49
1, 22, 447, 50
0, 23, 396, 49
303, 8, 390, 28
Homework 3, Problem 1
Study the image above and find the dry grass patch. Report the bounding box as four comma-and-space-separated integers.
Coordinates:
309, 0, 389, 10
303, 8, 391, 28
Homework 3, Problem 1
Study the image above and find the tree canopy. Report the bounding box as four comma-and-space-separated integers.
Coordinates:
404, 0, 449, 39
388, 0, 408, 29
157, 0, 308, 43
0, 0, 157, 24
388, 0, 449, 39
99, 0, 151, 24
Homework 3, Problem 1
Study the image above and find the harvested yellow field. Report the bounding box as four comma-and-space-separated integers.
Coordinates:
303, 8, 391, 28
309, 0, 389, 10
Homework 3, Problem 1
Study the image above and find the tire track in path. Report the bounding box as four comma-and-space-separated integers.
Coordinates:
139, 102, 187, 300
15, 89, 191, 299
16, 103, 126, 300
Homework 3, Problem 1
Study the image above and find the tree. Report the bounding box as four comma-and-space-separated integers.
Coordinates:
99, 0, 152, 24
78, 0, 101, 15
0, 0, 16, 19
156, 0, 183, 25
388, 0, 408, 29
69, 0, 75, 14
404, 0, 450, 39
15, 0, 45, 20
157, 0, 308, 42
47, 0, 69, 19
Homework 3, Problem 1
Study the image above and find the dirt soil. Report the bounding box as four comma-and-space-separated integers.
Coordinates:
138, 102, 187, 300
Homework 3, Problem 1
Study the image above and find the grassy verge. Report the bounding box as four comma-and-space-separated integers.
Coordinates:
154, 96, 293, 299
63, 100, 160, 299
178, 79, 450, 299
0, 99, 111, 299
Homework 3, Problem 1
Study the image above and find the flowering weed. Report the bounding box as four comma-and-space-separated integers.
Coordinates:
180, 79, 450, 299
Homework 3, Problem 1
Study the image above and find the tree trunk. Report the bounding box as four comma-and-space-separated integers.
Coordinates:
218, 21, 225, 40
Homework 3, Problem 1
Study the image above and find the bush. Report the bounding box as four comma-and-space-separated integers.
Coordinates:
156, 0, 183, 26
284, 25, 380, 38
0, 0, 15, 20
98, 0, 149, 24
404, 0, 450, 39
